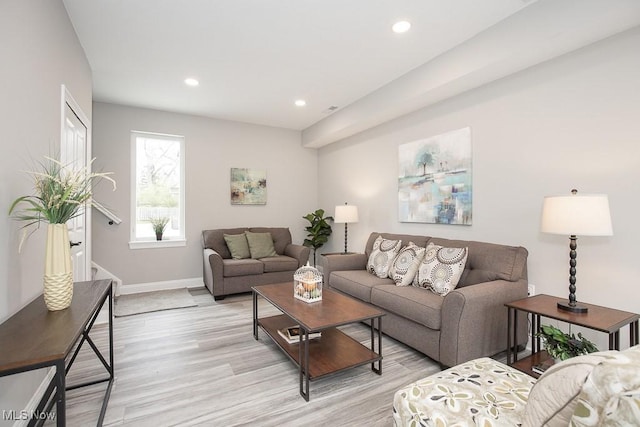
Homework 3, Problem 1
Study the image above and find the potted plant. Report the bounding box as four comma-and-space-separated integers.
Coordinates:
302, 209, 333, 266
149, 216, 169, 240
9, 156, 115, 311
537, 324, 598, 362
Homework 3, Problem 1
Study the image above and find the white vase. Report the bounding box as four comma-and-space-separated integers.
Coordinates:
43, 223, 73, 311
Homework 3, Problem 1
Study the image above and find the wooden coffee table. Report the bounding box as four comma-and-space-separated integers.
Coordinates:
252, 282, 384, 401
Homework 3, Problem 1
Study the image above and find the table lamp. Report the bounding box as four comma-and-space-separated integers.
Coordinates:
540, 189, 613, 313
334, 202, 358, 254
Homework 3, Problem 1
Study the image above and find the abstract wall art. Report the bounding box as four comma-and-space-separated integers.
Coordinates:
398, 127, 472, 225
230, 168, 267, 205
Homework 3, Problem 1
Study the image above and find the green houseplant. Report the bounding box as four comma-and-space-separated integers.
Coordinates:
302, 209, 333, 266
537, 324, 598, 361
150, 216, 169, 240
9, 156, 115, 310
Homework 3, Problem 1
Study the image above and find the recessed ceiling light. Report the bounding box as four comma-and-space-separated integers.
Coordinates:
184, 78, 199, 87
392, 20, 411, 34
295, 99, 306, 107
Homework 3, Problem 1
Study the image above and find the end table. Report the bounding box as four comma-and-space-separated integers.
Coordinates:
506, 294, 639, 378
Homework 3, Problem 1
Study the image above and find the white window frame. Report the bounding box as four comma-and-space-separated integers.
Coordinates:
129, 131, 186, 249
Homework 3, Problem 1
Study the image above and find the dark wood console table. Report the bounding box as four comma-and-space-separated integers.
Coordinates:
0, 279, 114, 426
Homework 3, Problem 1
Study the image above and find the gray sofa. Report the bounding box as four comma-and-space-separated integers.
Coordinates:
323, 232, 529, 367
202, 227, 310, 300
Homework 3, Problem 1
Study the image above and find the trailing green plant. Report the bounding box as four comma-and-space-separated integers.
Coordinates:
536, 324, 598, 361
149, 216, 170, 235
302, 209, 333, 266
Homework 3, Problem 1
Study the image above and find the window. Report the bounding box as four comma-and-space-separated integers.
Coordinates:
130, 131, 185, 248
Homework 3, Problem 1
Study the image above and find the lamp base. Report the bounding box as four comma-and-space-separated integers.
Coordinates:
557, 301, 588, 314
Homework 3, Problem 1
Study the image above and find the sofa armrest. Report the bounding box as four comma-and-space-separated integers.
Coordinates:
323, 253, 368, 287
284, 244, 310, 267
439, 279, 528, 367
203, 248, 224, 296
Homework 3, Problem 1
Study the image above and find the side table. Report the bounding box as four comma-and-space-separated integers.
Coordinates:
0, 279, 114, 426
506, 294, 639, 378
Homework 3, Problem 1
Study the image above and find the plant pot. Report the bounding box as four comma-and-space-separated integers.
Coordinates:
43, 223, 73, 311
156, 232, 163, 241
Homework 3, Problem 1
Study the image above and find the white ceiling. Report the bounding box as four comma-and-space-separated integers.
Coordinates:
62, 0, 536, 128
62, 0, 640, 147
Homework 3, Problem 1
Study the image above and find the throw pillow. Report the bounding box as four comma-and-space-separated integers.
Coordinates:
523, 351, 618, 427
414, 243, 468, 296
388, 242, 426, 286
223, 233, 251, 259
245, 231, 277, 259
367, 236, 402, 278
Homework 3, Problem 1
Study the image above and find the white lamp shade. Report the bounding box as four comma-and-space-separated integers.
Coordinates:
334, 205, 359, 223
541, 193, 613, 236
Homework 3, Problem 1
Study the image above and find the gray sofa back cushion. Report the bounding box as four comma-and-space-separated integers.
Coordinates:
428, 237, 528, 286
202, 227, 293, 259
363, 232, 528, 287
202, 228, 249, 259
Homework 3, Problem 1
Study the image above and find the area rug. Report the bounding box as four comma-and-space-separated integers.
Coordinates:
114, 288, 197, 317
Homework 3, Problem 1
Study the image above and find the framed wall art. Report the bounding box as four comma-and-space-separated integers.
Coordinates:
230, 168, 267, 205
398, 127, 472, 225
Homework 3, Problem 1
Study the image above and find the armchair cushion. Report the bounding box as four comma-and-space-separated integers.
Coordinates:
523, 351, 617, 426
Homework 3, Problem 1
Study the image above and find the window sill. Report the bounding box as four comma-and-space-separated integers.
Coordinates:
129, 239, 187, 250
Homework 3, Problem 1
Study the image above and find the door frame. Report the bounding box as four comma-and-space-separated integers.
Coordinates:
60, 84, 92, 281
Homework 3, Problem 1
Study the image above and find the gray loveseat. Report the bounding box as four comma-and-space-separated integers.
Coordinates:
323, 232, 529, 367
202, 227, 310, 300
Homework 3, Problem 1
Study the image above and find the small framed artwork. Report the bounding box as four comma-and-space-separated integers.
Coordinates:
398, 127, 472, 225
230, 168, 267, 205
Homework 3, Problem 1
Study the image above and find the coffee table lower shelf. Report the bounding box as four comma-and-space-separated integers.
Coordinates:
258, 314, 382, 380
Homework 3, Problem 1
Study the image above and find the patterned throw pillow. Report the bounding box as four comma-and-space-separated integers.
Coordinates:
414, 243, 468, 296
367, 236, 402, 278
388, 242, 426, 286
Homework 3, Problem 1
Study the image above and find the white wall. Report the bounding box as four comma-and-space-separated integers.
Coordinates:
0, 0, 92, 423
91, 102, 318, 288
319, 28, 640, 349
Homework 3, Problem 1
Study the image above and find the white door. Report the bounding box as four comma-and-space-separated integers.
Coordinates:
61, 86, 91, 282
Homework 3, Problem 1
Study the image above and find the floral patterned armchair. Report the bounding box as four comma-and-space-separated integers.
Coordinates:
393, 345, 640, 426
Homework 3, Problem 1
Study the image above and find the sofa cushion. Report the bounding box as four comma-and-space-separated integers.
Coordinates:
414, 243, 468, 296
389, 242, 425, 286
428, 238, 528, 287
222, 259, 263, 277
330, 270, 392, 303
245, 231, 277, 259
202, 228, 249, 259
224, 233, 251, 259
367, 236, 402, 278
523, 351, 618, 427
249, 227, 292, 255
261, 255, 298, 273
365, 232, 431, 259
371, 285, 443, 330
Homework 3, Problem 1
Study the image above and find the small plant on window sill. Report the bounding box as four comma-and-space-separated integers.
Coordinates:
149, 216, 169, 241
536, 324, 598, 362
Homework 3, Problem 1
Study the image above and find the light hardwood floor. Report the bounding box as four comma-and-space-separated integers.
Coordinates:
52, 288, 445, 426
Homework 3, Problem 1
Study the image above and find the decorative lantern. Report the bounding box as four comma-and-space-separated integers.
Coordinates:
294, 262, 322, 303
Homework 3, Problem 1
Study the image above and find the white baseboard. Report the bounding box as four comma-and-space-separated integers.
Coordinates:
118, 277, 204, 295
11, 368, 56, 427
